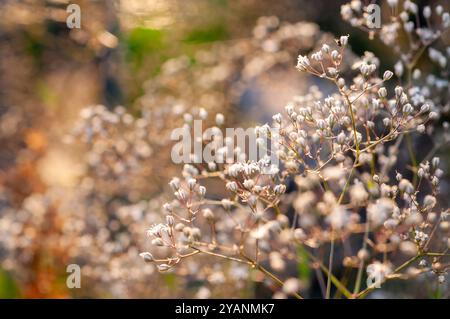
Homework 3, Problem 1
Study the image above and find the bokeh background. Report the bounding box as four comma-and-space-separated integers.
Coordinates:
0, 0, 448, 298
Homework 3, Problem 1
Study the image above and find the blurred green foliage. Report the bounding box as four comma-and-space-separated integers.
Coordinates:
183, 25, 229, 44
296, 246, 311, 282
0, 268, 21, 298
125, 27, 166, 68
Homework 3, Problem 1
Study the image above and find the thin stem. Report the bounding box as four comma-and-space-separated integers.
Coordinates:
190, 246, 252, 265
353, 220, 370, 294
300, 244, 353, 299
355, 254, 422, 298
257, 264, 304, 300
326, 234, 335, 299
342, 90, 360, 160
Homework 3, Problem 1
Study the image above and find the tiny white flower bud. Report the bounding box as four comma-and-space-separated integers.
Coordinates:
432, 157, 440, 168
331, 50, 340, 60
340, 35, 349, 46
221, 199, 232, 210
152, 238, 164, 246
139, 252, 154, 262
429, 111, 438, 120
187, 178, 197, 190
174, 189, 187, 201
169, 177, 181, 191
215, 113, 225, 125
273, 113, 282, 123
202, 208, 215, 221
402, 103, 413, 114
294, 228, 307, 241
420, 104, 430, 113
199, 108, 208, 119
357, 249, 370, 261
157, 264, 171, 271
243, 179, 255, 189
337, 131, 346, 144
378, 87, 387, 98
166, 215, 175, 226
423, 6, 431, 19
163, 203, 173, 213
274, 184, 286, 195
226, 181, 238, 192
383, 70, 393, 80
198, 185, 206, 197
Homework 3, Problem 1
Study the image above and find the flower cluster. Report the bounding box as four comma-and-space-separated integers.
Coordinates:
142, 2, 450, 299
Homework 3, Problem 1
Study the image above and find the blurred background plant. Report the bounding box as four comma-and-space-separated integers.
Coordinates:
0, 0, 448, 298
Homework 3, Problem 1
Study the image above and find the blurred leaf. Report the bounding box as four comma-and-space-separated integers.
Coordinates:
210, 0, 228, 6
296, 246, 311, 281
25, 33, 44, 60
35, 81, 58, 108
0, 268, 21, 298
126, 27, 165, 67
163, 273, 177, 291
432, 285, 443, 299
183, 25, 228, 44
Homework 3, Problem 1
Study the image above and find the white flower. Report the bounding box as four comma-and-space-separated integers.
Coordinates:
367, 198, 395, 226
417, 124, 425, 133
274, 184, 286, 195
282, 278, 301, 295
250, 225, 269, 240
187, 178, 197, 190
378, 87, 387, 98
423, 195, 436, 209
399, 179, 414, 194
174, 189, 187, 201
394, 61, 404, 77
157, 264, 171, 271
350, 183, 368, 206
169, 177, 181, 191
323, 166, 345, 180
367, 261, 392, 286
387, 0, 398, 7
272, 113, 282, 123
339, 35, 349, 46
226, 181, 238, 192
215, 113, 225, 125
221, 198, 233, 210
243, 179, 255, 189
423, 6, 431, 19
228, 163, 243, 177
326, 205, 350, 229
202, 208, 214, 221
196, 287, 211, 299
294, 228, 307, 241
147, 223, 169, 238
296, 55, 310, 71
139, 252, 154, 262
198, 185, 206, 197
383, 70, 393, 80
199, 108, 208, 119
402, 103, 413, 114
